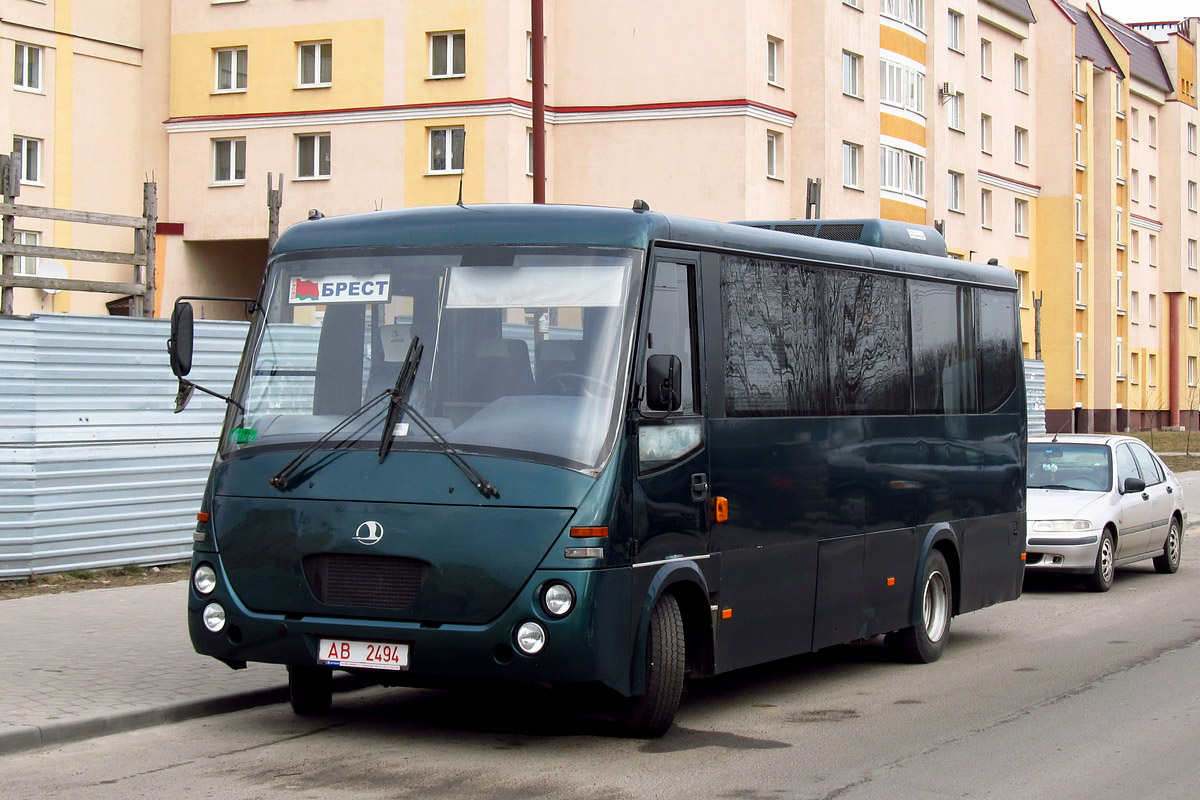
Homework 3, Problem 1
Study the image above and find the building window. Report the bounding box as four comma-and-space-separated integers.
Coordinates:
1149, 114, 1157, 147
948, 170, 963, 211
768, 37, 782, 85
842, 51, 862, 98
1014, 126, 1028, 165
212, 138, 246, 184
1150, 233, 1158, 266
902, 0, 925, 29
880, 60, 924, 115
1116, 271, 1124, 310
1115, 141, 1123, 179
1075, 124, 1084, 166
526, 129, 533, 176
1149, 293, 1158, 326
429, 127, 465, 173
14, 230, 38, 276
297, 41, 332, 87
980, 114, 992, 154
1131, 107, 1140, 140
1115, 77, 1124, 113
981, 188, 992, 228
1016, 270, 1028, 306
1189, 297, 1197, 327
1074, 195, 1083, 236
845, 0, 863, 8
1117, 338, 1124, 377
842, 142, 862, 188
1149, 353, 1157, 386
1116, 207, 1123, 245
12, 135, 40, 184
296, 132, 331, 179
880, 145, 924, 198
1130, 169, 1139, 202
1190, 356, 1197, 387
1014, 55, 1028, 93
948, 10, 963, 52
1131, 291, 1140, 323
1075, 263, 1083, 305
980, 39, 991, 79
1074, 58, 1083, 95
14, 43, 42, 91
1189, 123, 1198, 154
1149, 174, 1158, 207
1132, 229, 1140, 261
1075, 333, 1084, 375
1190, 181, 1197, 211
215, 47, 248, 92
1190, 239, 1198, 270
429, 31, 466, 78
948, 93, 963, 131
1131, 352, 1140, 383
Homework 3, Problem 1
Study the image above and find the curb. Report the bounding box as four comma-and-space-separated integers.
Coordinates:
0, 674, 367, 758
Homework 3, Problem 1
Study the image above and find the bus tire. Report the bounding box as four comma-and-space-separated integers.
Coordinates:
616, 592, 686, 738
288, 665, 333, 716
890, 550, 952, 664
1153, 517, 1182, 574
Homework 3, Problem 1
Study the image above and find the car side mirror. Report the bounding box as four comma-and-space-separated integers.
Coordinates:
168, 301, 195, 377
645, 354, 682, 412
1123, 476, 1146, 494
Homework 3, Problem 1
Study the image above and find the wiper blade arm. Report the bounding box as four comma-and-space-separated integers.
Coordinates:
398, 402, 500, 500
269, 391, 390, 490
378, 336, 424, 463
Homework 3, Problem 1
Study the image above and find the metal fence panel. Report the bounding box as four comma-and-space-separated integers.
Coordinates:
0, 313, 248, 578
1024, 359, 1046, 437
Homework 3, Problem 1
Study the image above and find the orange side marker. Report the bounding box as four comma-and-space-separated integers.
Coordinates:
886, 577, 895, 586
721, 608, 733, 619
712, 496, 729, 524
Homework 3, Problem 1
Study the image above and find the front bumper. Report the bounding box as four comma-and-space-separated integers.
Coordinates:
187, 553, 634, 692
1024, 530, 1101, 573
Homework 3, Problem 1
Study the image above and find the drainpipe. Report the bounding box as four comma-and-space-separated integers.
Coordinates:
1170, 292, 1181, 427
532, 0, 546, 204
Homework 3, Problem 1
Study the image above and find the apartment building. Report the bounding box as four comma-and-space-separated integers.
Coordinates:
2, 0, 169, 316
5, 1, 1200, 432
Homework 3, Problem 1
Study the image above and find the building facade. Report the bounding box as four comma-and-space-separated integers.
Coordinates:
4, 0, 1200, 431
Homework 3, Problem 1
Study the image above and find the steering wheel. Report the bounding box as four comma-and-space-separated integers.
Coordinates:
543, 372, 614, 398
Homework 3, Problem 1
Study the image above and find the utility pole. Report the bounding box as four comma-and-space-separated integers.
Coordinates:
805, 178, 822, 219
1, 152, 21, 315
531, 0, 546, 203
1034, 291, 1043, 360
267, 173, 283, 250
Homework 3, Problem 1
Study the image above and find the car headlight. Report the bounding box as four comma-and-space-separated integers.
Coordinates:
1031, 519, 1092, 532
193, 564, 217, 595
540, 582, 575, 618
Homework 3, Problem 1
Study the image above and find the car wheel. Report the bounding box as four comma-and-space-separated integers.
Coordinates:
890, 550, 952, 664
288, 665, 333, 716
615, 593, 686, 738
1084, 528, 1115, 592
1153, 517, 1183, 575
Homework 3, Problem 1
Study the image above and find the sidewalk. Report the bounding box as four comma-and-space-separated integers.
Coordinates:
5, 472, 1200, 758
0, 580, 293, 756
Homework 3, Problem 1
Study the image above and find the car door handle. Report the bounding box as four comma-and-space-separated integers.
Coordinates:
1167, 486, 1173, 494
690, 473, 709, 502
1142, 493, 1150, 501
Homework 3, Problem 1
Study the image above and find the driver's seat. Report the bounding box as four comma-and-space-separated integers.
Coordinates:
536, 339, 580, 392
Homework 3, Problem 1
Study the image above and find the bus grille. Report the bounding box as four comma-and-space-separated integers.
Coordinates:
302, 553, 431, 610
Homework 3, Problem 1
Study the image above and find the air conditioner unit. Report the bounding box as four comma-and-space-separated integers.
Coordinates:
940, 81, 956, 97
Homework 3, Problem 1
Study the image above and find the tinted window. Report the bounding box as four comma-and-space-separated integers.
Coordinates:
723, 256, 827, 416
977, 289, 1019, 411
642, 261, 697, 414
910, 282, 977, 414
1115, 444, 1140, 488
826, 271, 911, 414
1129, 442, 1164, 485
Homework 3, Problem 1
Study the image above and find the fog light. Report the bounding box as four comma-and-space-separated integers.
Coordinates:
515, 621, 547, 655
202, 602, 226, 633
541, 582, 574, 618
193, 564, 217, 595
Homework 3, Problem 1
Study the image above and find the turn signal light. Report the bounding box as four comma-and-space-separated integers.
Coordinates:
197, 512, 211, 523
712, 496, 729, 523
570, 526, 607, 538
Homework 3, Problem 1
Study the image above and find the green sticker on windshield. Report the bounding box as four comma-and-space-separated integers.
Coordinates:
231, 428, 258, 444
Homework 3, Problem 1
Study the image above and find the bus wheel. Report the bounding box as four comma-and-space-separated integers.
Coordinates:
890, 550, 952, 664
616, 593, 686, 738
288, 665, 333, 716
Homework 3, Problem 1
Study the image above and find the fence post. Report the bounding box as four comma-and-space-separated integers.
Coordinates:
1, 152, 20, 316
143, 182, 158, 317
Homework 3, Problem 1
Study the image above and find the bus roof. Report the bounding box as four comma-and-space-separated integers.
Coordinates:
272, 203, 1017, 290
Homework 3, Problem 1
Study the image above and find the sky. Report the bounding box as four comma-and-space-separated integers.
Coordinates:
1095, 0, 1199, 24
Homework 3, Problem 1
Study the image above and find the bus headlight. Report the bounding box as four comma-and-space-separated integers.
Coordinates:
515, 621, 547, 655
540, 582, 575, 618
193, 564, 217, 595
202, 603, 226, 633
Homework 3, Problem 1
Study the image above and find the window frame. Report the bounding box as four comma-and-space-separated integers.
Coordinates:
429, 31, 466, 79
1013, 54, 1028, 93
297, 40, 333, 88
767, 37, 782, 87
12, 135, 41, 185
13, 230, 39, 276
14, 42, 42, 92
429, 126, 465, 175
947, 10, 964, 52
214, 46, 248, 93
212, 137, 247, 185
842, 141, 862, 189
842, 50, 862, 99
948, 170, 964, 212
1014, 126, 1028, 166
295, 132, 331, 180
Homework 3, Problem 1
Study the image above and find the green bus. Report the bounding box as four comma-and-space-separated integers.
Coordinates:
170, 203, 1026, 737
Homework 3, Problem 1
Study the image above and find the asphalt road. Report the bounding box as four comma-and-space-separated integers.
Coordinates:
6, 536, 1200, 800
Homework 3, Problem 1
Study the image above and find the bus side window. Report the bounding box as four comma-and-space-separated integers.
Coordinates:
641, 261, 697, 415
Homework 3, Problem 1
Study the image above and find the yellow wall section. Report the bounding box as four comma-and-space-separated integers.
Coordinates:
879, 26, 926, 65
1035, 196, 1078, 410
404, 0, 488, 106
1179, 37, 1197, 109
880, 113, 926, 148
170, 21, 385, 118
879, 198, 924, 224
53, 0, 74, 312
403, 118, 485, 207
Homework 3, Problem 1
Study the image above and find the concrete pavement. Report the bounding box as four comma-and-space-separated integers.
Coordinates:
4, 470, 1200, 758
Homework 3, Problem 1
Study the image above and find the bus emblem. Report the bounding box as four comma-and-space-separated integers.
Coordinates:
354, 521, 384, 545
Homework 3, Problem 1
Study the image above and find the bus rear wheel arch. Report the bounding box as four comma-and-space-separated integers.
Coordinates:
888, 548, 953, 664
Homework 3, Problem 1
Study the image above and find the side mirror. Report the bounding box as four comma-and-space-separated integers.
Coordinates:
173, 379, 195, 414
168, 301, 195, 377
1123, 476, 1146, 494
645, 354, 682, 412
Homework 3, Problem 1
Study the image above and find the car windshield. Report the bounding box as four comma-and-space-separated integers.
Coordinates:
224, 245, 639, 473
1026, 443, 1112, 492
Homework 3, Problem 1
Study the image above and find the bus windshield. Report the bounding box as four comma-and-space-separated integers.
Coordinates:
225, 245, 639, 473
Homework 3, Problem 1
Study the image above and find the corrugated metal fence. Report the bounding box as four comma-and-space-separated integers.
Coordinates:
1024, 359, 1046, 436
0, 313, 248, 578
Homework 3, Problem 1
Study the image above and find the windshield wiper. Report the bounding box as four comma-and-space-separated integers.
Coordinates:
269, 392, 390, 490
1030, 484, 1075, 490
377, 337, 499, 499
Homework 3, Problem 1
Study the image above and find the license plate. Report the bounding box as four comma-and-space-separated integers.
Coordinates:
318, 638, 409, 671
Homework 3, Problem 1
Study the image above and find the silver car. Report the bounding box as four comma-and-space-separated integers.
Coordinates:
1026, 434, 1185, 591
